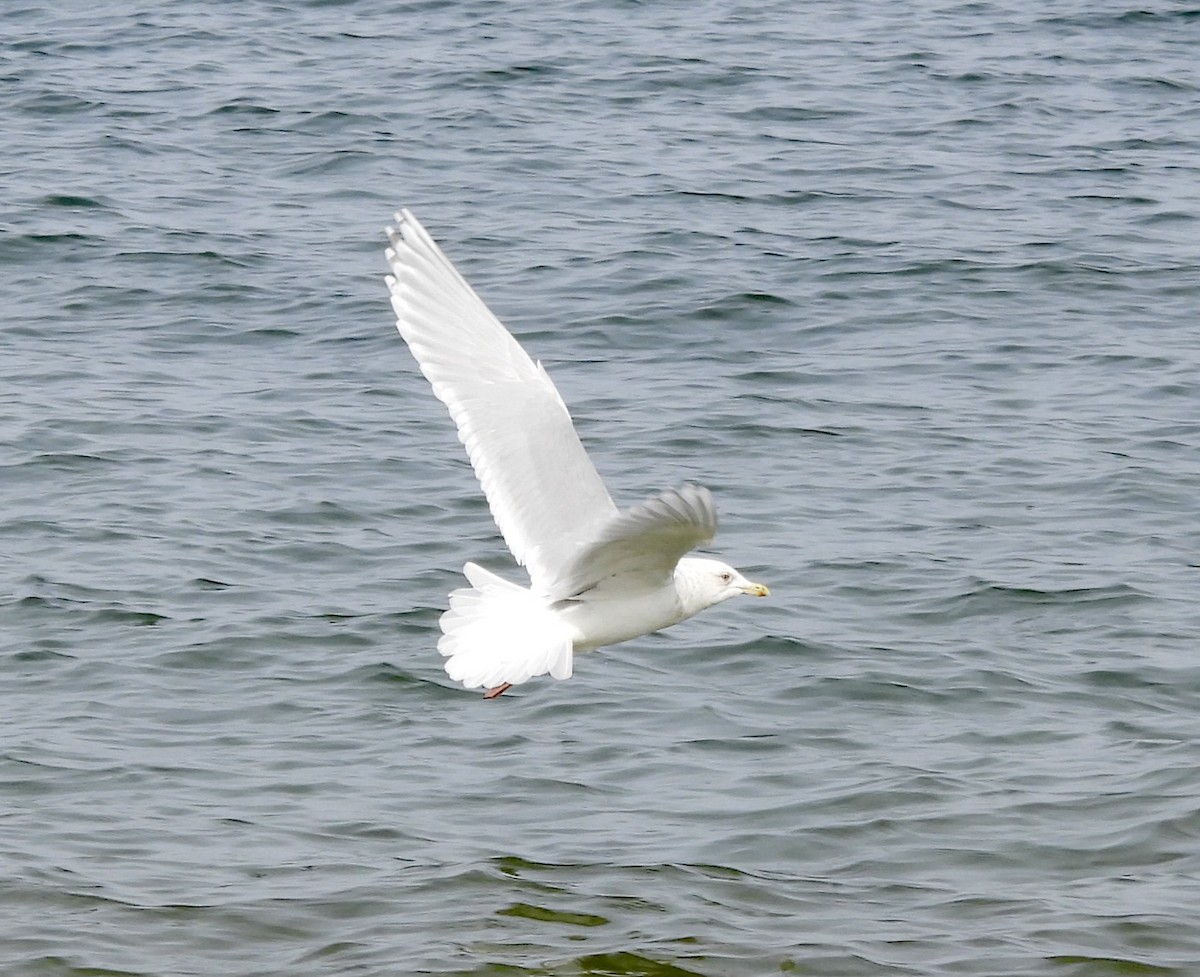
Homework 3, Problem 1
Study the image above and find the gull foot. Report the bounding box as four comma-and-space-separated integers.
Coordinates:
483, 682, 512, 700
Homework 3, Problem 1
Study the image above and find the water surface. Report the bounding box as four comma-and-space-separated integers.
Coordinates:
3, 2, 1200, 975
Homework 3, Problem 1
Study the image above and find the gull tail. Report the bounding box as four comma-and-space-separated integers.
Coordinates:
438, 563, 574, 692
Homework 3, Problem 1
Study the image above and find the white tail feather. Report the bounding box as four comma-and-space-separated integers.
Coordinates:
438, 562, 574, 690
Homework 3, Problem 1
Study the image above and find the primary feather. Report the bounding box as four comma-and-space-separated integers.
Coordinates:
385, 211, 616, 592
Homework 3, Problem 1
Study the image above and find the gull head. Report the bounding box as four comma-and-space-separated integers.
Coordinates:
676, 556, 770, 616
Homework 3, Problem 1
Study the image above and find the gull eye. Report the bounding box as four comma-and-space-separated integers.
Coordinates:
720, 572, 732, 584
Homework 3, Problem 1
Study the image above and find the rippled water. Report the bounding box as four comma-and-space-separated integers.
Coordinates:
4, 2, 1200, 975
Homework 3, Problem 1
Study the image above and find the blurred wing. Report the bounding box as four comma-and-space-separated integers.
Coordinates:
553, 484, 718, 600
385, 210, 618, 590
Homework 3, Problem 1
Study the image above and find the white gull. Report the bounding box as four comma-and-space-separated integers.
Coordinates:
384, 210, 768, 698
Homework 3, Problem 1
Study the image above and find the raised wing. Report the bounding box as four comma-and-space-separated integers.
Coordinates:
385, 210, 618, 590
552, 484, 718, 600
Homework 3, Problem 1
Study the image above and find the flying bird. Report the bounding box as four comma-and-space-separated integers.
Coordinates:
384, 211, 768, 698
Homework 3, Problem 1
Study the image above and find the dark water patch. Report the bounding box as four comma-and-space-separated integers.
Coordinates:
808, 673, 962, 707
10, 91, 104, 114
570, 952, 711, 976
39, 193, 110, 209
191, 577, 233, 590
149, 640, 275, 672
0, 231, 96, 261
86, 608, 169, 627
9, 648, 77, 664
209, 99, 281, 117
1081, 666, 1200, 696
911, 581, 1148, 621
680, 733, 789, 758
13, 959, 150, 977
1047, 957, 1180, 977
694, 290, 797, 322
498, 902, 609, 927
10, 583, 168, 624
735, 104, 863, 123
111, 247, 267, 271
465, 63, 566, 85
281, 149, 375, 177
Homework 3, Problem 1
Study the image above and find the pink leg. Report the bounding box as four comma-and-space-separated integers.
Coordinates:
483, 682, 512, 700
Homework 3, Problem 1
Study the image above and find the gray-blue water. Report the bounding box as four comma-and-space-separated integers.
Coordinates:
4, 3, 1200, 975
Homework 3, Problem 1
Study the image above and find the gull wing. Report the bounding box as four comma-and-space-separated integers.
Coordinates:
552, 484, 718, 600
385, 210, 618, 590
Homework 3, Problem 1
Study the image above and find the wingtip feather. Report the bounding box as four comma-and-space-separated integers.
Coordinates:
383, 205, 618, 594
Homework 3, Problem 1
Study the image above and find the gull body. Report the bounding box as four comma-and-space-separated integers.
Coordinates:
384, 211, 768, 697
